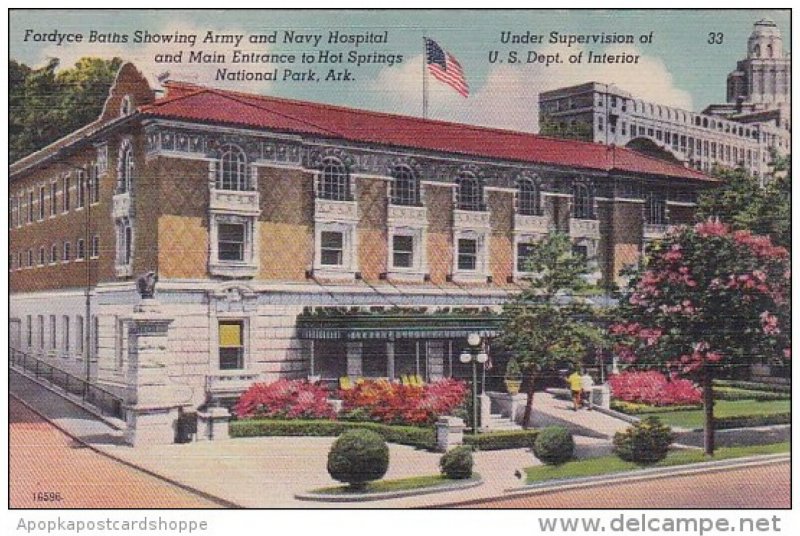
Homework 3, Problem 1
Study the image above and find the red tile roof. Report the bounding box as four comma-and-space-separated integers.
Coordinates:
140, 82, 714, 183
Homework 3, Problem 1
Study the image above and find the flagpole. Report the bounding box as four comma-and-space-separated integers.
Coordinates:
422, 36, 429, 119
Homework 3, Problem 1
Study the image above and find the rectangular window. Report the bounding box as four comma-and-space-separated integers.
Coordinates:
572, 244, 588, 260
219, 320, 244, 370
77, 170, 86, 208
50, 316, 57, 350
63, 242, 71, 262
38, 186, 45, 220
77, 239, 86, 260
63, 176, 71, 212
28, 191, 34, 223
392, 235, 414, 268
37, 315, 44, 350
8, 198, 13, 229
63, 316, 71, 353
17, 194, 23, 227
90, 164, 100, 204
50, 182, 57, 216
91, 236, 100, 258
218, 223, 245, 261
26, 316, 32, 348
76, 316, 84, 356
516, 242, 536, 272
320, 231, 344, 266
457, 239, 478, 271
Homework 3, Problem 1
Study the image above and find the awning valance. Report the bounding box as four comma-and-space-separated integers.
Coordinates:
296, 314, 502, 341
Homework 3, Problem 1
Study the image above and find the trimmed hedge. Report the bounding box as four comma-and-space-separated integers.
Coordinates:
713, 379, 791, 394
230, 419, 436, 450
463, 429, 539, 451
611, 400, 702, 415
714, 412, 790, 430
439, 446, 474, 479
327, 430, 389, 489
713, 387, 790, 402
612, 417, 674, 464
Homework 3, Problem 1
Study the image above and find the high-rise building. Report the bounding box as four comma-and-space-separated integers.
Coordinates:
539, 20, 790, 183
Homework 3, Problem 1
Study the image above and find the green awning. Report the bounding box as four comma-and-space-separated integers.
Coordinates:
297, 314, 501, 341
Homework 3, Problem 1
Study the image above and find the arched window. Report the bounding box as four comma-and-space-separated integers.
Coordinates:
217, 145, 248, 191
753, 44, 761, 58
118, 143, 135, 194
120, 95, 133, 116
517, 177, 542, 216
317, 157, 350, 201
456, 172, 483, 211
390, 165, 420, 206
572, 183, 594, 220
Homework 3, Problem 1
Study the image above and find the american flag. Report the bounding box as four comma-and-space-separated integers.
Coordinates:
424, 38, 469, 98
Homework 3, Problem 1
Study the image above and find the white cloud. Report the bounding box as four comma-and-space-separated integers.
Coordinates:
370, 44, 693, 133
34, 23, 274, 93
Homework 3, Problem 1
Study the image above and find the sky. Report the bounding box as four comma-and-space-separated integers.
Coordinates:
9, 9, 791, 133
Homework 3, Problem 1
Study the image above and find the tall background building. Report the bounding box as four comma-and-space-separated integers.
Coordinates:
539, 19, 790, 184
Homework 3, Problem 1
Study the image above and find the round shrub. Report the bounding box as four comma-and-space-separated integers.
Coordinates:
327, 430, 389, 490
439, 446, 474, 479
532, 426, 574, 465
613, 416, 674, 464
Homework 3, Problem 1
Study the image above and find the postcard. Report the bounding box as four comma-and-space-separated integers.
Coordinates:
7, 7, 791, 523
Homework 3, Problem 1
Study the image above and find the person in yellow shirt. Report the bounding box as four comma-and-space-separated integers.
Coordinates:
567, 368, 583, 411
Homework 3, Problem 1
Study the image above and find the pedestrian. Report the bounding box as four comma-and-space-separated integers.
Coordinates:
581, 369, 595, 410
567, 368, 583, 411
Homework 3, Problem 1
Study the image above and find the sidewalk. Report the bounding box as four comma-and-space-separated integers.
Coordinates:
10, 371, 614, 508
530, 392, 632, 439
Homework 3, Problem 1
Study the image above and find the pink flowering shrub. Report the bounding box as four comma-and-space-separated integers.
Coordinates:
609, 370, 702, 406
340, 378, 468, 425
234, 379, 336, 420
610, 221, 790, 377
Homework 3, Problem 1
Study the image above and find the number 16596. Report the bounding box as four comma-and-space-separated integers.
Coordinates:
33, 491, 63, 502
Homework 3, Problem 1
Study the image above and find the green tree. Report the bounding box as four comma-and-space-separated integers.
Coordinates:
610, 222, 790, 455
10, 57, 123, 162
697, 159, 790, 250
499, 233, 606, 428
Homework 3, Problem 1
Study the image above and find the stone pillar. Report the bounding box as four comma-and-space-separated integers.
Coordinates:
479, 393, 492, 431
436, 416, 465, 451
123, 298, 192, 447
197, 407, 231, 441
592, 384, 611, 410
346, 341, 363, 378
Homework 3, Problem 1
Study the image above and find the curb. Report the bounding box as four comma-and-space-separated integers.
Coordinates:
9, 392, 243, 509
295, 476, 483, 503
506, 453, 789, 493
434, 453, 789, 508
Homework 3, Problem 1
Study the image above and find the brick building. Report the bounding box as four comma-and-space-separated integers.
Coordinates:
9, 63, 715, 410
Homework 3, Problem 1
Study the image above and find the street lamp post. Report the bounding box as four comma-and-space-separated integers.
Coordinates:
459, 332, 489, 435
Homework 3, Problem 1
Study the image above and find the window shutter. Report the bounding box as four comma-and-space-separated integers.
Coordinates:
219, 322, 242, 348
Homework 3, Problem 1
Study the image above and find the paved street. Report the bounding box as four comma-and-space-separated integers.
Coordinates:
9, 399, 222, 509
457, 462, 791, 508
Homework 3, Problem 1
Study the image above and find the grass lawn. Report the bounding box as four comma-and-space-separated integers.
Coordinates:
312, 474, 478, 495
637, 399, 789, 429
525, 442, 789, 485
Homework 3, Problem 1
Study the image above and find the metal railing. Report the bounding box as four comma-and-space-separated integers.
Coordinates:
10, 347, 125, 421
